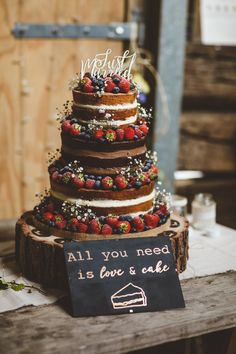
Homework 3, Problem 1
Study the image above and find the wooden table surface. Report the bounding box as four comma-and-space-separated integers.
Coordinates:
1, 220, 236, 354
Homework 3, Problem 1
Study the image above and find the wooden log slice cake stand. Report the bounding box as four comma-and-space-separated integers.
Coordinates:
15, 212, 189, 289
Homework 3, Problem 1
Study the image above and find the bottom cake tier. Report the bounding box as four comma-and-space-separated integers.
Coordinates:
15, 212, 189, 289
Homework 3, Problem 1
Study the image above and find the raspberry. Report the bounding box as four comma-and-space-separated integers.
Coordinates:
43, 211, 54, 221
124, 127, 135, 140
117, 220, 131, 234
94, 129, 104, 140
101, 176, 113, 189
106, 215, 119, 227
105, 129, 116, 142
85, 178, 96, 189
114, 175, 128, 189
61, 120, 71, 133
101, 224, 113, 235
69, 218, 80, 228
78, 222, 88, 233
133, 216, 145, 232
134, 127, 143, 138
119, 79, 130, 93
81, 76, 92, 86
139, 124, 149, 135
72, 174, 85, 188
104, 78, 116, 93
144, 214, 160, 229
116, 128, 125, 141
89, 219, 101, 234
70, 123, 81, 136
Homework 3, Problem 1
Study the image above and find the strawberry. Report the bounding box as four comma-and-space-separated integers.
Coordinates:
148, 165, 158, 180
85, 178, 96, 189
134, 127, 143, 138
83, 83, 94, 93
114, 175, 128, 189
144, 214, 160, 229
77, 222, 88, 233
81, 76, 92, 86
116, 128, 125, 141
53, 214, 66, 229
139, 172, 149, 185
124, 127, 135, 140
101, 176, 113, 189
51, 170, 59, 182
104, 78, 116, 93
101, 224, 113, 235
139, 124, 149, 135
119, 79, 130, 93
61, 120, 71, 133
159, 204, 168, 215
70, 123, 81, 136
94, 129, 104, 140
89, 219, 101, 234
69, 218, 80, 228
43, 211, 54, 221
62, 171, 72, 184
72, 173, 85, 188
133, 216, 145, 232
105, 129, 116, 142
117, 220, 131, 234
106, 215, 119, 227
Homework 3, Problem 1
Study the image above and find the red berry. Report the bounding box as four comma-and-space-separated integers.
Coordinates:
69, 218, 80, 228
139, 124, 149, 135
148, 165, 158, 180
77, 222, 88, 233
61, 120, 71, 133
51, 170, 59, 182
124, 127, 135, 140
106, 215, 119, 227
81, 76, 92, 86
101, 176, 113, 189
134, 127, 143, 138
102, 224, 113, 235
70, 123, 81, 136
94, 129, 104, 140
114, 175, 128, 190
43, 211, 54, 221
116, 128, 125, 141
89, 219, 101, 234
72, 174, 85, 188
105, 129, 116, 142
117, 220, 131, 234
144, 214, 160, 229
159, 204, 168, 216
104, 78, 116, 93
133, 216, 145, 232
139, 172, 149, 185
85, 178, 96, 189
53, 214, 66, 229
119, 79, 130, 93
62, 172, 72, 184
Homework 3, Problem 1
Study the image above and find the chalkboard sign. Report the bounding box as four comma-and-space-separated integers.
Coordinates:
63, 236, 185, 317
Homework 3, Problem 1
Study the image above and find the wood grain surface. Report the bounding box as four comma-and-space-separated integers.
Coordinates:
1, 272, 236, 354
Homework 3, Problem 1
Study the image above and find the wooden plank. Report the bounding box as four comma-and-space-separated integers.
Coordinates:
183, 44, 236, 109
1, 272, 236, 354
178, 112, 236, 172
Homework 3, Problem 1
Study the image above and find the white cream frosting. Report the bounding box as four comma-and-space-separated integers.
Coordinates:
79, 115, 137, 127
50, 189, 155, 208
74, 101, 137, 111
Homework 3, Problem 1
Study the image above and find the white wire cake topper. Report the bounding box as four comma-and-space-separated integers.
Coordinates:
80, 49, 136, 79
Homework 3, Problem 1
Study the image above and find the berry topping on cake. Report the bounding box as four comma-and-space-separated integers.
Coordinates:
85, 178, 96, 189
117, 220, 131, 234
101, 224, 113, 235
106, 215, 119, 227
53, 214, 66, 229
119, 79, 130, 93
112, 87, 120, 94
61, 120, 71, 133
144, 214, 160, 229
124, 127, 135, 140
62, 172, 72, 184
116, 128, 125, 141
94, 129, 104, 140
77, 222, 88, 233
133, 216, 145, 232
72, 174, 85, 188
114, 175, 128, 190
134, 127, 143, 138
69, 218, 80, 229
102, 176, 113, 189
43, 211, 54, 221
139, 123, 149, 135
89, 219, 101, 234
104, 77, 116, 93
70, 123, 81, 136
105, 129, 116, 142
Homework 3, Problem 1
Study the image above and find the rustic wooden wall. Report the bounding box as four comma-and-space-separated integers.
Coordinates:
0, 0, 124, 219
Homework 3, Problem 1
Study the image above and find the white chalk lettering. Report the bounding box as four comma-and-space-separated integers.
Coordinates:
100, 266, 124, 279
142, 261, 170, 274
67, 252, 77, 262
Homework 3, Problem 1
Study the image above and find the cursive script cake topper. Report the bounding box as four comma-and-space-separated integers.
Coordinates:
80, 49, 136, 79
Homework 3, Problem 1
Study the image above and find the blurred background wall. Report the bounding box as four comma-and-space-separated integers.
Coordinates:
1, 0, 236, 228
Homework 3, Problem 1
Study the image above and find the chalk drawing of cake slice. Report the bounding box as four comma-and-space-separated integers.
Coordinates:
111, 283, 147, 309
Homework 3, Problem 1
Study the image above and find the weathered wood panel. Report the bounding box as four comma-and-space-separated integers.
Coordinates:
1, 272, 236, 354
0, 0, 124, 218
178, 112, 236, 172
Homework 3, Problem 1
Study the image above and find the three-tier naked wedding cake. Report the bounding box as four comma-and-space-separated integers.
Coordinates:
15, 50, 189, 287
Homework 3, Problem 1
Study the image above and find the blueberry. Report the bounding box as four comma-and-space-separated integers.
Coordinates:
144, 225, 150, 231
90, 213, 96, 219
97, 79, 105, 88
71, 118, 78, 124
60, 166, 73, 174
113, 228, 118, 234
99, 216, 106, 224
119, 215, 126, 221
84, 174, 88, 179
113, 77, 120, 85
112, 87, 120, 94
135, 181, 142, 188
134, 135, 138, 140
117, 229, 123, 234
51, 221, 55, 227
97, 176, 102, 180
36, 213, 41, 220
147, 159, 152, 164
95, 180, 101, 189
80, 126, 86, 132
126, 216, 133, 222
127, 183, 132, 188
84, 134, 90, 140
112, 185, 118, 191
92, 78, 98, 86
143, 166, 149, 172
